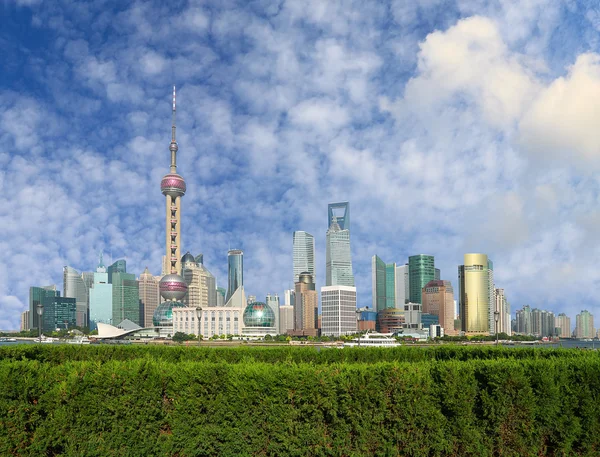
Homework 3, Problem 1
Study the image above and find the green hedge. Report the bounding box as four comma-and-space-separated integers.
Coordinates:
0, 344, 595, 365
1, 352, 600, 456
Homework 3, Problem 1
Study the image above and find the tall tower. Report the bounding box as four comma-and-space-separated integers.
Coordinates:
293, 231, 315, 283
225, 249, 244, 303
159, 86, 188, 305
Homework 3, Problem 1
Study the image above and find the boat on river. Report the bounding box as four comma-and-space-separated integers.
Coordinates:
344, 332, 401, 348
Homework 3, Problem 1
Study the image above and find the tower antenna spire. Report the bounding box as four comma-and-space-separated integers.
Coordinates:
169, 85, 178, 172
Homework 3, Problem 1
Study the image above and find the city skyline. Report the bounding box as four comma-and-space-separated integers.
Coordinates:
3, 1, 600, 329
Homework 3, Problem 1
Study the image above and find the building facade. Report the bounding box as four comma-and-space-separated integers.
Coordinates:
89, 262, 113, 330
326, 202, 354, 287
555, 313, 571, 338
408, 255, 435, 305
293, 272, 318, 336
279, 305, 294, 334
107, 259, 126, 283
265, 293, 280, 334
42, 295, 76, 332
29, 285, 59, 330
138, 267, 159, 328
173, 306, 245, 338
422, 280, 456, 336
21, 311, 29, 331
225, 250, 243, 303
293, 231, 315, 283
111, 272, 140, 326
576, 310, 594, 339
182, 253, 217, 309
494, 288, 511, 336
458, 253, 492, 334
515, 305, 532, 334
63, 266, 89, 327
372, 255, 387, 312
321, 285, 357, 337
395, 264, 409, 307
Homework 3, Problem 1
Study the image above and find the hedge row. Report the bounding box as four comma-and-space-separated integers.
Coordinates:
0, 343, 596, 365
1, 356, 600, 456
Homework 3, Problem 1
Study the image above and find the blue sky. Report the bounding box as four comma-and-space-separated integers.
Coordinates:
2, 0, 600, 329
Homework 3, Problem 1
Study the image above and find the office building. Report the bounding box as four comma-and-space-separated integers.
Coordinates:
63, 266, 89, 327
182, 252, 217, 308
21, 311, 29, 331
576, 310, 594, 339
372, 255, 387, 312
395, 264, 409, 307
357, 307, 377, 331
404, 302, 423, 329
29, 285, 58, 331
434, 268, 441, 281
326, 202, 354, 286
321, 285, 357, 337
422, 280, 456, 335
107, 259, 126, 284
265, 293, 280, 334
293, 272, 318, 336
555, 313, 571, 338
112, 272, 140, 326
408, 255, 435, 305
89, 258, 113, 330
458, 253, 492, 334
494, 289, 511, 336
293, 231, 315, 283
225, 250, 243, 303
138, 267, 160, 328
173, 306, 245, 338
42, 295, 76, 332
279, 304, 294, 335
377, 308, 405, 333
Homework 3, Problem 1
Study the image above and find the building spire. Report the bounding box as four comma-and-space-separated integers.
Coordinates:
170, 85, 178, 173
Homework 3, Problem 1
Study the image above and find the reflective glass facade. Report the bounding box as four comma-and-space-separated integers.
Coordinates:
243, 302, 276, 327
153, 300, 185, 327
371, 255, 386, 312
111, 272, 140, 326
326, 218, 354, 287
63, 266, 89, 327
42, 295, 76, 332
226, 250, 243, 303
408, 255, 435, 305
29, 285, 58, 330
293, 231, 315, 283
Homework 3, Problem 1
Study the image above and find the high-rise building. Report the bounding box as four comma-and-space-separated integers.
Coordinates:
458, 253, 492, 334
555, 313, 571, 338
266, 293, 280, 333
408, 255, 435, 305
486, 260, 495, 335
515, 305, 532, 334
434, 268, 441, 281
372, 255, 386, 312
138, 267, 159, 328
422, 280, 456, 335
395, 264, 409, 307
326, 203, 354, 287
42, 295, 76, 332
182, 252, 217, 309
89, 257, 113, 330
63, 266, 89, 327
531, 308, 555, 338
494, 289, 511, 336
20, 311, 29, 331
216, 287, 226, 306
293, 231, 315, 283
226, 250, 243, 303
293, 272, 318, 336
29, 285, 58, 330
111, 272, 140, 326
576, 310, 594, 339
107, 259, 126, 284
156, 86, 188, 327
321, 285, 357, 336
279, 304, 294, 335
385, 263, 396, 309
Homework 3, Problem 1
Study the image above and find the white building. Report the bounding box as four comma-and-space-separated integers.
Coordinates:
265, 293, 280, 334
173, 306, 245, 338
279, 305, 294, 334
321, 285, 357, 337
395, 264, 409, 308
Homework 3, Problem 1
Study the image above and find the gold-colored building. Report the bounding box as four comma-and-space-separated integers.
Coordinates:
422, 280, 457, 336
458, 253, 492, 334
292, 272, 318, 337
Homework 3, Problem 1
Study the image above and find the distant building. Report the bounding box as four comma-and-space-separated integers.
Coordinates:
242, 302, 277, 338
63, 266, 89, 327
29, 285, 58, 331
279, 304, 294, 335
225, 250, 243, 303
408, 255, 435, 305
107, 259, 126, 284
111, 272, 140, 326
515, 305, 532, 334
321, 285, 357, 337
372, 255, 397, 312
576, 310, 594, 339
42, 295, 76, 332
292, 272, 318, 336
404, 302, 422, 329
430, 324, 444, 338
293, 231, 315, 283
458, 253, 493, 334
395, 264, 409, 307
216, 287, 226, 306
494, 289, 511, 336
138, 267, 159, 328
422, 280, 456, 335
326, 202, 354, 287
531, 308, 555, 337
377, 308, 405, 333
20, 311, 29, 331
89, 259, 113, 330
265, 294, 280, 334
357, 307, 377, 331
555, 313, 571, 338
173, 306, 245, 338
182, 252, 217, 308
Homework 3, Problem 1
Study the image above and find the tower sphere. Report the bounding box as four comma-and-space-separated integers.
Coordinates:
159, 273, 188, 301
161, 173, 186, 198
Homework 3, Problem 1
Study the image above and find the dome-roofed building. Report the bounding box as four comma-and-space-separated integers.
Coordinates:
153, 300, 186, 327
242, 301, 277, 338
181, 251, 196, 266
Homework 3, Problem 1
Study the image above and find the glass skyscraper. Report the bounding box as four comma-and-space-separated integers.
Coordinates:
293, 231, 315, 283
408, 254, 435, 305
328, 202, 350, 230
63, 266, 89, 327
29, 285, 58, 330
226, 250, 243, 303
371, 255, 386, 312
458, 253, 492, 334
42, 295, 76, 332
107, 259, 126, 284
326, 203, 354, 287
111, 271, 140, 326
89, 261, 113, 330
395, 264, 409, 307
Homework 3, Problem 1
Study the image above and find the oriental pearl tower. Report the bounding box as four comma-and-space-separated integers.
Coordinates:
154, 86, 187, 326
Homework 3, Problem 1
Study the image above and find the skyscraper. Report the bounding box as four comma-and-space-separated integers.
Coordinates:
516, 305, 532, 334
157, 86, 188, 323
89, 256, 113, 330
494, 288, 511, 336
266, 293, 280, 333
42, 295, 76, 332
395, 264, 409, 307
326, 203, 354, 287
29, 285, 58, 330
408, 255, 435, 305
182, 252, 217, 308
422, 280, 456, 336
321, 285, 357, 337
458, 253, 492, 334
555, 313, 571, 338
107, 259, 126, 284
576, 310, 594, 339
111, 272, 140, 326
63, 266, 89, 327
294, 272, 318, 336
138, 267, 159, 328
371, 255, 386, 312
280, 290, 295, 334
293, 231, 315, 283
226, 250, 243, 303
